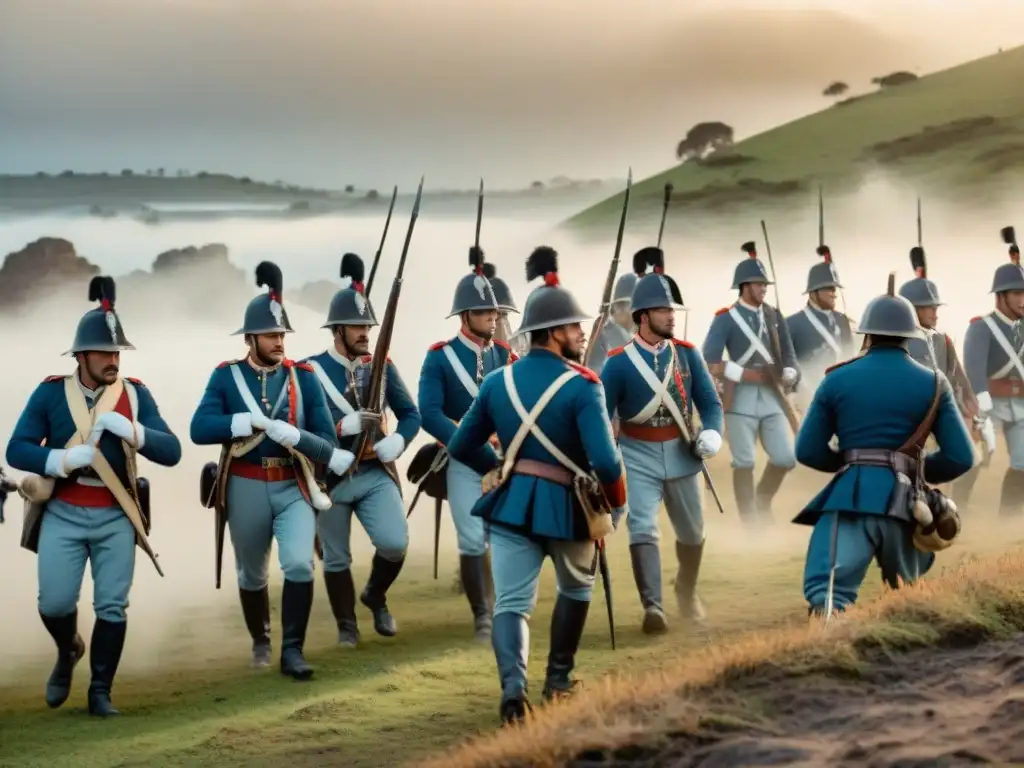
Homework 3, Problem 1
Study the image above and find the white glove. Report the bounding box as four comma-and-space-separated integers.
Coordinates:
782, 367, 798, 386
723, 361, 744, 383
977, 391, 994, 415
264, 420, 301, 447
980, 416, 997, 456
694, 429, 722, 459
90, 411, 145, 449
828, 435, 840, 453
230, 413, 253, 438
339, 410, 381, 436
373, 433, 406, 463
47, 445, 96, 478
250, 410, 271, 431
329, 448, 355, 475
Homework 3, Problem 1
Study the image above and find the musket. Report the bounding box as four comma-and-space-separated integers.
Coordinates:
656, 182, 673, 248
916, 197, 922, 248
818, 186, 847, 315
475, 178, 484, 251
347, 177, 425, 476
365, 185, 399, 297
754, 226, 801, 434
597, 541, 616, 650
583, 169, 632, 369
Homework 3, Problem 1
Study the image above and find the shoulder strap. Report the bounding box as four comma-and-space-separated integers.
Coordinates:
500, 366, 581, 477
898, 371, 943, 456
308, 359, 355, 416
442, 343, 480, 397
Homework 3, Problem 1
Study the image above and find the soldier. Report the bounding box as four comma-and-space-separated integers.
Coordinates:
417, 247, 517, 640
785, 245, 855, 401
446, 245, 626, 723
963, 228, 1024, 516
5, 277, 181, 716
304, 253, 421, 646
702, 242, 800, 524
482, 262, 527, 358
899, 246, 988, 509
795, 275, 974, 614
190, 261, 342, 679
587, 268, 639, 375
600, 247, 723, 634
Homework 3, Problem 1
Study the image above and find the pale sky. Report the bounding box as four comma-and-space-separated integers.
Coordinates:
1, 0, 1020, 189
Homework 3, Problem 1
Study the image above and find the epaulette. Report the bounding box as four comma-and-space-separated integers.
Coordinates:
42, 375, 65, 383
672, 338, 695, 348
824, 354, 865, 375
125, 376, 145, 386
216, 359, 239, 369
283, 359, 314, 372
969, 316, 982, 324
428, 340, 448, 351
568, 362, 600, 383
493, 339, 511, 351
715, 307, 730, 316
607, 346, 626, 357
360, 354, 373, 364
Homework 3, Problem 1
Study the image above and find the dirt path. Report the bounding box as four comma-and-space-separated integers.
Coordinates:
569, 636, 1024, 767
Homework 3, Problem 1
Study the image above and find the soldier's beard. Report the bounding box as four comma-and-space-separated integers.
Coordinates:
649, 320, 673, 340
253, 347, 282, 367
560, 340, 583, 362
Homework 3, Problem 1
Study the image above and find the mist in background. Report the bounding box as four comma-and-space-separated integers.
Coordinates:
2, 0, 1023, 189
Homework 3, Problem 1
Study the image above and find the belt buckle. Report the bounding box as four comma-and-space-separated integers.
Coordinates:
262, 457, 292, 469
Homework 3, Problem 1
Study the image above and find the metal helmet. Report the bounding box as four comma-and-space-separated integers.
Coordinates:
630, 246, 685, 313
323, 253, 379, 327
857, 272, 923, 339
991, 226, 1024, 293
447, 245, 500, 318
898, 246, 943, 307
731, 241, 773, 289
513, 246, 591, 336
65, 276, 136, 355
805, 244, 843, 293
481, 262, 519, 313
611, 271, 638, 306
233, 261, 294, 336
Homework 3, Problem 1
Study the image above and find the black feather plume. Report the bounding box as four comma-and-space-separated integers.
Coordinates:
340, 252, 365, 283
469, 245, 485, 270
741, 241, 757, 256
909, 246, 926, 278
632, 246, 664, 275
526, 246, 558, 282
255, 261, 283, 298
482, 263, 496, 279
88, 276, 116, 306
1002, 226, 1017, 246
664, 274, 684, 305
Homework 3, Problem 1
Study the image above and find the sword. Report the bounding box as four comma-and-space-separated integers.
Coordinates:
365, 185, 398, 297
823, 509, 841, 624
433, 497, 442, 580
597, 541, 616, 650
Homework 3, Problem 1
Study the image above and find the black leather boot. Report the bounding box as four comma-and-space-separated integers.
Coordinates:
324, 569, 360, 648
87, 619, 126, 717
492, 612, 531, 724
733, 467, 758, 525
360, 554, 404, 637
629, 543, 667, 634
460, 554, 493, 641
675, 540, 707, 627
280, 580, 314, 680
239, 588, 272, 668
40, 611, 86, 709
756, 463, 790, 521
541, 595, 590, 701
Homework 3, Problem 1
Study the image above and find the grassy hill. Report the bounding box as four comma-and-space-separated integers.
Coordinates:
564, 46, 1024, 235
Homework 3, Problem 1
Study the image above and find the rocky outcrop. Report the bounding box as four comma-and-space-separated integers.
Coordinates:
293, 279, 340, 318
0, 237, 100, 309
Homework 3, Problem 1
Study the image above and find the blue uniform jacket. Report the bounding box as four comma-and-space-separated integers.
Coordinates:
303, 349, 421, 457
446, 348, 627, 541
189, 359, 336, 465
963, 311, 1023, 400
418, 331, 517, 450
793, 346, 974, 526
600, 337, 723, 478
785, 304, 855, 367
6, 374, 182, 489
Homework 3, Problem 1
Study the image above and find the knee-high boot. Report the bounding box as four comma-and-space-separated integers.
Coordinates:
39, 611, 85, 709
492, 612, 531, 724
541, 595, 591, 701
239, 587, 272, 667
323, 569, 360, 648
280, 580, 314, 680
460, 554, 493, 641
360, 553, 404, 636
88, 619, 127, 717
628, 543, 667, 634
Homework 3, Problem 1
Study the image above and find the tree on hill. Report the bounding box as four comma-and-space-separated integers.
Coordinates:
344, 184, 355, 193
871, 71, 918, 88
366, 189, 379, 200
121, 169, 133, 177
530, 180, 545, 190
675, 121, 734, 162
823, 81, 849, 97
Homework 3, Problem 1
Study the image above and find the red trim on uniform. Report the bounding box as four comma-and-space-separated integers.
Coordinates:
714, 307, 730, 316
602, 476, 627, 508
125, 376, 144, 386
672, 367, 689, 408
508, 351, 520, 362
672, 338, 694, 349
352, 281, 365, 294
969, 316, 981, 324
217, 360, 239, 368
825, 354, 863, 374
568, 362, 599, 383
607, 346, 626, 357
493, 339, 511, 351
619, 422, 678, 442
113, 387, 133, 419
55, 482, 116, 507
43, 375, 64, 383
229, 462, 297, 483
460, 328, 489, 348
428, 340, 448, 351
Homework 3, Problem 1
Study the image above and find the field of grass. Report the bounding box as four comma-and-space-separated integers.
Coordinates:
0, 453, 1020, 768
565, 45, 1024, 234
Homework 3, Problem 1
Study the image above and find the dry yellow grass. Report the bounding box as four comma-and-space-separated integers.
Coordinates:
421, 547, 1024, 768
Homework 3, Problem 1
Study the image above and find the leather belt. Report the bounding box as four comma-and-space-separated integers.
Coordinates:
619, 422, 678, 442
842, 449, 918, 475
741, 368, 768, 384
230, 458, 296, 483
512, 459, 573, 486
988, 378, 1024, 398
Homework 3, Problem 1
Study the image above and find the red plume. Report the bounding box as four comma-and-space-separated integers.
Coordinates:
544, 272, 560, 287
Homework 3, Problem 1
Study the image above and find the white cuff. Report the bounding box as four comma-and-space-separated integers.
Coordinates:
45, 449, 68, 478
134, 423, 147, 450
977, 391, 993, 414
231, 413, 253, 438
724, 361, 744, 383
